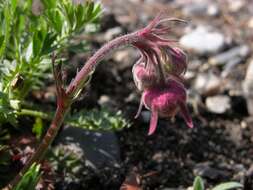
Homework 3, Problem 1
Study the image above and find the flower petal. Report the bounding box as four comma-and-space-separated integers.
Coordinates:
148, 106, 159, 135
178, 101, 193, 128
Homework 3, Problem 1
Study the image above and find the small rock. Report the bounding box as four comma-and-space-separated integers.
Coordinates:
180, 26, 225, 55
56, 126, 120, 169
152, 152, 164, 163
228, 0, 245, 12
247, 17, 253, 28
194, 162, 230, 180
221, 57, 242, 78
242, 60, 253, 115
205, 95, 231, 114
141, 111, 151, 123
209, 45, 250, 66
207, 4, 220, 16
113, 48, 138, 71
184, 70, 196, 81
194, 72, 221, 96
104, 27, 123, 41
183, 2, 208, 16
98, 95, 110, 105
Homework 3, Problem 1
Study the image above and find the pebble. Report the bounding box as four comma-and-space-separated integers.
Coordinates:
221, 57, 242, 78
55, 126, 121, 169
205, 95, 231, 114
104, 27, 123, 41
180, 26, 225, 55
113, 48, 138, 71
207, 4, 220, 17
194, 72, 221, 96
183, 2, 208, 16
228, 0, 245, 12
247, 17, 253, 28
141, 111, 151, 123
194, 162, 230, 180
209, 45, 250, 66
242, 60, 253, 115
98, 95, 112, 107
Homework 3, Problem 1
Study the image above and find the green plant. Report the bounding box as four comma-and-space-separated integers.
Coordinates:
13, 163, 41, 190
0, 0, 101, 125
193, 176, 243, 190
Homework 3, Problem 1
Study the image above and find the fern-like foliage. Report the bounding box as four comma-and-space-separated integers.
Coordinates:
67, 108, 132, 131
0, 0, 102, 125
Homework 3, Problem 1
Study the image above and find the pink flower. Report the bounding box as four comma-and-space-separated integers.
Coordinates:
132, 62, 158, 91
140, 79, 193, 135
131, 13, 193, 135
161, 47, 187, 77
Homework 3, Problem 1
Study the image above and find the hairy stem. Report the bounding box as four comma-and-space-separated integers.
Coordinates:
66, 32, 139, 97
5, 31, 142, 190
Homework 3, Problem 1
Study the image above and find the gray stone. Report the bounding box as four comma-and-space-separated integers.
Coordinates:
104, 27, 123, 41
209, 45, 250, 66
242, 60, 253, 115
207, 4, 220, 16
205, 95, 231, 114
228, 0, 245, 12
194, 162, 230, 180
113, 48, 138, 71
180, 26, 225, 55
221, 57, 242, 78
194, 72, 221, 96
183, 2, 208, 16
55, 126, 120, 169
141, 111, 151, 123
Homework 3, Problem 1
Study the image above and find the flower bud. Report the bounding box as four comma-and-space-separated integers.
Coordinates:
132, 62, 158, 91
161, 47, 187, 76
142, 79, 193, 135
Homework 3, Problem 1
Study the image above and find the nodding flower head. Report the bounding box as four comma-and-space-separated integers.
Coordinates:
137, 79, 193, 135
132, 13, 193, 135
132, 13, 188, 86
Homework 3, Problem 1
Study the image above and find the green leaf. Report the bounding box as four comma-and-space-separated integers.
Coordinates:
46, 9, 63, 33
193, 176, 205, 190
14, 163, 41, 190
40, 32, 57, 55
32, 28, 46, 57
11, 0, 17, 14
32, 117, 43, 139
41, 0, 56, 9
0, 3, 11, 58
92, 3, 102, 21
75, 4, 85, 29
86, 1, 94, 20
212, 182, 243, 190
0, 35, 4, 47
